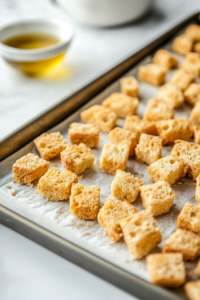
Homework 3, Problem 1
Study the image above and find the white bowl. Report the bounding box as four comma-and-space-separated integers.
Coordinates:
57, 0, 153, 27
0, 18, 73, 74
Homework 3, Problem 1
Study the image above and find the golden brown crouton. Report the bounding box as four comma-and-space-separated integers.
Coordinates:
144, 98, 174, 122
172, 35, 193, 56
148, 156, 185, 185
135, 133, 162, 165
81, 105, 117, 132
68, 123, 100, 148
98, 198, 138, 243
60, 143, 94, 175
191, 101, 200, 125
177, 203, 200, 234
38, 167, 78, 201
109, 127, 139, 157
147, 253, 185, 287
152, 49, 178, 69
70, 183, 100, 220
120, 76, 139, 97
102, 93, 139, 119
163, 229, 200, 261
157, 83, 184, 108
124, 115, 157, 137
185, 24, 200, 41
156, 118, 193, 145
120, 211, 161, 259
171, 140, 200, 180
194, 42, 200, 53
34, 132, 67, 160
185, 281, 200, 300
140, 181, 174, 216
138, 63, 167, 86
111, 170, 144, 204
184, 83, 200, 105
12, 153, 50, 185
99, 144, 129, 175
169, 69, 195, 91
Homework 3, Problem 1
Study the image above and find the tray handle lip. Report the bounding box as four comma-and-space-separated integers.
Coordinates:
1, 11, 199, 162
0, 204, 183, 300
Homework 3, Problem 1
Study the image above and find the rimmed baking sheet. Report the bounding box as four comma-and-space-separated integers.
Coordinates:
1, 16, 200, 300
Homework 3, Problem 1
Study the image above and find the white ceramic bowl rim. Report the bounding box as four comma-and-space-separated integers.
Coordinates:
0, 18, 74, 62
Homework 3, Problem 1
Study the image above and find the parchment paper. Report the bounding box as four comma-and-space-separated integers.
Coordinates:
1, 27, 200, 299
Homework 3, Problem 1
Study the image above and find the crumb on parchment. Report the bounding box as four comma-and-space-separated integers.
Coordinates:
11, 191, 17, 196
87, 223, 91, 227
84, 231, 90, 235
60, 206, 64, 211
77, 221, 82, 226
6, 185, 12, 189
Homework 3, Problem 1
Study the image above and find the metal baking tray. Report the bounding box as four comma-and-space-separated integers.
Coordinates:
1, 12, 200, 300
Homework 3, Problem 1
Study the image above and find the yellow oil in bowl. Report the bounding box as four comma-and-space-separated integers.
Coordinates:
3, 33, 65, 75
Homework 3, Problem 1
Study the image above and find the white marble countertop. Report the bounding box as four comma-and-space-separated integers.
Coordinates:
1, 1, 200, 300
0, 225, 136, 300
0, 0, 200, 141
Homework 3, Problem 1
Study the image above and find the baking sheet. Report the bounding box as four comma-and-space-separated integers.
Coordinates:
1, 24, 200, 298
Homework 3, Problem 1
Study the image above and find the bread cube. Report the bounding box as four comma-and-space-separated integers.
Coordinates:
148, 155, 185, 185
38, 167, 78, 201
70, 183, 100, 220
138, 63, 167, 86
191, 101, 200, 125
98, 198, 138, 243
185, 281, 200, 300
135, 134, 162, 165
68, 123, 100, 148
120, 76, 139, 97
124, 115, 157, 137
109, 127, 139, 157
120, 211, 162, 259
181, 61, 199, 77
163, 229, 200, 261
60, 143, 94, 175
144, 98, 174, 122
185, 24, 200, 42
99, 144, 129, 175
184, 83, 200, 105
34, 132, 67, 161
157, 83, 184, 108
177, 203, 200, 234
111, 170, 144, 204
172, 140, 200, 180
102, 93, 139, 119
157, 118, 193, 145
152, 49, 178, 69
182, 52, 200, 76
169, 69, 195, 91
81, 105, 117, 132
146, 253, 185, 287
194, 126, 200, 144
195, 260, 200, 276
12, 153, 50, 185
194, 42, 200, 53
172, 35, 193, 56
140, 181, 174, 216
195, 175, 200, 204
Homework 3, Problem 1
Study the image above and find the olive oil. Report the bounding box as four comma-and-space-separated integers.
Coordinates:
3, 33, 65, 75
3, 33, 60, 49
